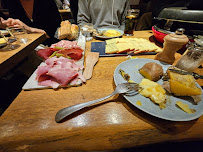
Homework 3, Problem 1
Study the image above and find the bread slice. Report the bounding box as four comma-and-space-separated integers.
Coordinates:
68, 24, 79, 40
58, 20, 71, 40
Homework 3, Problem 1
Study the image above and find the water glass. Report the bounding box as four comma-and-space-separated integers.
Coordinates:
0, 29, 20, 51
124, 9, 140, 36
80, 23, 94, 41
175, 46, 203, 72
7, 27, 29, 44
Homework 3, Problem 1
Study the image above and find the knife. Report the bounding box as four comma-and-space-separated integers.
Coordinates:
169, 69, 203, 79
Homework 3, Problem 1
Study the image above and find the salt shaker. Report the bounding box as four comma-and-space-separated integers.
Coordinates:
155, 28, 189, 64
175, 45, 203, 72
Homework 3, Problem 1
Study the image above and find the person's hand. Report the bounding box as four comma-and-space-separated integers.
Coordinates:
1, 18, 49, 37
2, 18, 31, 31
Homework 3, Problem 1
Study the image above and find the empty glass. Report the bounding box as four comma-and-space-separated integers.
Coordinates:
7, 27, 30, 44
0, 29, 20, 51
80, 23, 94, 41
175, 44, 203, 72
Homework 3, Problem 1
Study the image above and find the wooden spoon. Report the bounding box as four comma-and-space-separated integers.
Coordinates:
83, 52, 99, 80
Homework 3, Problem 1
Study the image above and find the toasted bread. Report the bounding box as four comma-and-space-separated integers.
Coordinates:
58, 20, 71, 40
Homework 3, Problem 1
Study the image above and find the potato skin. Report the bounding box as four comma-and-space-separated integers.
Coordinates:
139, 62, 163, 81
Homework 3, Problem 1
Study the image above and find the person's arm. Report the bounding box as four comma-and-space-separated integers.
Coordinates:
2, 18, 49, 38
120, 0, 130, 30
77, 0, 91, 26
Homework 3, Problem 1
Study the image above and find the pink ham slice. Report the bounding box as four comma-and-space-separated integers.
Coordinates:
50, 40, 79, 49
38, 75, 60, 89
36, 65, 52, 79
47, 65, 78, 87
36, 56, 86, 88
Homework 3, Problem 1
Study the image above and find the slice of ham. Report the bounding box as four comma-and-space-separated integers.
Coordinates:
50, 40, 81, 50
38, 75, 60, 89
36, 56, 86, 88
47, 66, 78, 87
36, 65, 52, 79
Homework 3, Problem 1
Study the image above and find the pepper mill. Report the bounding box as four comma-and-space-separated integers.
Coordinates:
155, 28, 189, 64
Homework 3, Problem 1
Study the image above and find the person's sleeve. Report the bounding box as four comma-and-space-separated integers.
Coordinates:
77, 0, 91, 26
120, 0, 130, 30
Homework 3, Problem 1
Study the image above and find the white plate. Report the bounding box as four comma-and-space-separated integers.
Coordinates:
93, 28, 123, 39
114, 58, 203, 121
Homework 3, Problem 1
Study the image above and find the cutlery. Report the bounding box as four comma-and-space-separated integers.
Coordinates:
83, 52, 99, 80
55, 82, 140, 123
169, 69, 203, 79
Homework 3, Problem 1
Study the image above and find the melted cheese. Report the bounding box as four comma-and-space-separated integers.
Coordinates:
139, 79, 166, 109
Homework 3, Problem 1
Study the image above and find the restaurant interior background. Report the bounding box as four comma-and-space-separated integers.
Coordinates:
0, 0, 203, 151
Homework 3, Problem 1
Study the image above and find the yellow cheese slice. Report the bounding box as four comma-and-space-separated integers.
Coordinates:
0, 38, 6, 44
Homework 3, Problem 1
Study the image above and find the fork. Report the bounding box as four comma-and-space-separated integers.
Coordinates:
55, 83, 140, 122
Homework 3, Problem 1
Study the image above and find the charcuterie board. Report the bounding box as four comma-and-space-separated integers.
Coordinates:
22, 34, 86, 90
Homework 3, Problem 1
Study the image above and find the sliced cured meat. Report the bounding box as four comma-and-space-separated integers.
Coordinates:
58, 48, 83, 60
45, 56, 73, 66
37, 48, 55, 60
36, 65, 52, 79
36, 56, 86, 88
47, 67, 78, 87
38, 75, 60, 88
50, 40, 80, 50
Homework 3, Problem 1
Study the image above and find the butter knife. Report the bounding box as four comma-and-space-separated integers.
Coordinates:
169, 69, 203, 79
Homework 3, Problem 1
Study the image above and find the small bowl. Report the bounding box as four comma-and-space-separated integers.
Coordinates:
152, 26, 167, 43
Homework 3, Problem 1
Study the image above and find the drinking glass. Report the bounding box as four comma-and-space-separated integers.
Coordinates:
124, 9, 140, 36
7, 27, 30, 44
0, 29, 20, 51
175, 45, 203, 72
80, 23, 94, 41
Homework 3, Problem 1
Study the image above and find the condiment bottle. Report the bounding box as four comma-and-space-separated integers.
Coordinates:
155, 28, 189, 64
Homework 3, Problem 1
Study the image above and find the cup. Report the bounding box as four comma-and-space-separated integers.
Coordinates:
80, 23, 94, 41
7, 27, 29, 44
175, 46, 203, 72
124, 9, 140, 36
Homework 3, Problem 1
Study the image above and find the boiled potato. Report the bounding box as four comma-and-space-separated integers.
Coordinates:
139, 62, 163, 81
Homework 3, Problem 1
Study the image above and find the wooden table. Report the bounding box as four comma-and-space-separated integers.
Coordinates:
0, 33, 46, 78
0, 31, 203, 152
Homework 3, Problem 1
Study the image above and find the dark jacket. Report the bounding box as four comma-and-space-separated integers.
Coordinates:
3, 0, 62, 45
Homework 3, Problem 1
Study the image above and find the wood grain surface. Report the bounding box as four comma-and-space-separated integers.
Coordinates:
0, 33, 46, 78
0, 31, 203, 152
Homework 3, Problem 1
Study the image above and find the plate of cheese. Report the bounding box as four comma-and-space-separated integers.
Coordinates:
93, 28, 123, 39
91, 37, 162, 56
114, 58, 203, 121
